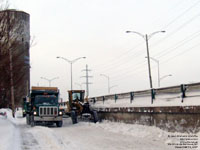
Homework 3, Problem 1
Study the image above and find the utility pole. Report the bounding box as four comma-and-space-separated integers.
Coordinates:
81, 64, 92, 97
145, 34, 153, 89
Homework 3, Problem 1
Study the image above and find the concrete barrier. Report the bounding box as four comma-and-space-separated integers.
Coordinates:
97, 106, 200, 133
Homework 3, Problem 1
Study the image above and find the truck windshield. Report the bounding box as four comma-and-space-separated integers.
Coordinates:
72, 93, 81, 101
34, 95, 58, 105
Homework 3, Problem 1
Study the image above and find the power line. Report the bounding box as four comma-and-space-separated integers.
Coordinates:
153, 29, 200, 59
150, 10, 200, 52
92, 0, 200, 75
160, 0, 200, 30
161, 42, 200, 65
95, 12, 200, 76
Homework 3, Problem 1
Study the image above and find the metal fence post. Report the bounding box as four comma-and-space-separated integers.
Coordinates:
93, 98, 96, 104
130, 92, 134, 103
151, 89, 156, 104
181, 84, 187, 103
115, 94, 118, 103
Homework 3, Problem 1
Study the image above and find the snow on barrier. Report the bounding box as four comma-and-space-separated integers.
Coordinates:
90, 82, 200, 107
89, 82, 200, 133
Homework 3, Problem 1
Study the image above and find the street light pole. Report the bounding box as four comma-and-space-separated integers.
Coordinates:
40, 77, 59, 87
160, 74, 172, 87
71, 63, 73, 90
126, 30, 165, 89
57, 56, 86, 90
110, 85, 118, 92
146, 57, 160, 87
100, 74, 110, 94
145, 34, 153, 89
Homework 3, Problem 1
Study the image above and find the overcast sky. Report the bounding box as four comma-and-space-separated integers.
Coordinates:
8, 0, 200, 100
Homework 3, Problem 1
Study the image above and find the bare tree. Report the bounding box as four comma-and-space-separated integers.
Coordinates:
0, 1, 30, 117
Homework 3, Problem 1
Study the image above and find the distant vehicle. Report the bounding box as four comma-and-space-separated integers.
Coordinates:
0, 111, 7, 118
22, 97, 29, 117
63, 90, 98, 124
26, 86, 63, 127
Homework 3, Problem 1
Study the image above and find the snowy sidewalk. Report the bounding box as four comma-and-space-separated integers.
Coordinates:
0, 109, 21, 150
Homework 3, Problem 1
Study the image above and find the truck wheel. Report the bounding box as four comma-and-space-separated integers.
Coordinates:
92, 110, 99, 123
56, 121, 63, 127
23, 113, 26, 118
30, 115, 35, 127
71, 111, 77, 124
31, 121, 35, 127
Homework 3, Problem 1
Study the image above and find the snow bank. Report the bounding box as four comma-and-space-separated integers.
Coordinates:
0, 109, 21, 150
27, 126, 66, 150
80, 121, 200, 150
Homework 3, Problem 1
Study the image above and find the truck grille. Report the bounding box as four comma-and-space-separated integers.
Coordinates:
39, 107, 58, 116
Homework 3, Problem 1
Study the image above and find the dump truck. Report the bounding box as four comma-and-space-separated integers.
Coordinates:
65, 90, 98, 124
26, 86, 63, 127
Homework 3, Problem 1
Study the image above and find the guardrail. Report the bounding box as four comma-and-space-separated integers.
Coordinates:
89, 82, 200, 104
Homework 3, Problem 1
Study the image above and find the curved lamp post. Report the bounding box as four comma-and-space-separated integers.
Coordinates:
145, 56, 160, 87
110, 85, 118, 93
100, 74, 110, 94
160, 74, 172, 87
126, 30, 165, 89
56, 56, 86, 90
40, 77, 59, 87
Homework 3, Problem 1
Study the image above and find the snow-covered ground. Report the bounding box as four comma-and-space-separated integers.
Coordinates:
0, 108, 199, 150
0, 109, 21, 150
92, 91, 200, 108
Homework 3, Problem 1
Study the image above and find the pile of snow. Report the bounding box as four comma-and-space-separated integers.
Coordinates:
27, 126, 67, 150
92, 91, 200, 108
0, 109, 21, 150
54, 120, 200, 150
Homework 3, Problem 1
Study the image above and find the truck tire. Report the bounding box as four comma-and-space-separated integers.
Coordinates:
31, 121, 35, 127
23, 113, 26, 118
30, 115, 35, 127
92, 110, 99, 123
56, 121, 63, 127
71, 111, 77, 124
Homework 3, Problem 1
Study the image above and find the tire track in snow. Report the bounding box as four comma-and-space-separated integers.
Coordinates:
19, 125, 41, 150
27, 126, 67, 150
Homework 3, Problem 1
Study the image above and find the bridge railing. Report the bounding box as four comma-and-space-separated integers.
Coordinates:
89, 82, 200, 105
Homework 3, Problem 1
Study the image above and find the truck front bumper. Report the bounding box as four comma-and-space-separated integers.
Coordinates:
34, 116, 62, 122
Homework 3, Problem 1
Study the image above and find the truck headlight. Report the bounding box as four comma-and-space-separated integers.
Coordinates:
59, 111, 63, 115
33, 111, 37, 115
